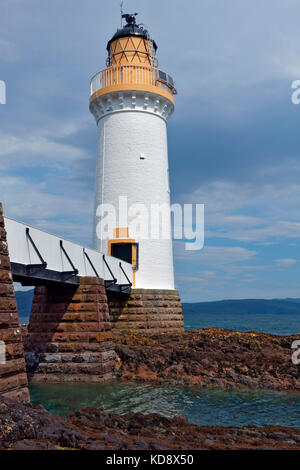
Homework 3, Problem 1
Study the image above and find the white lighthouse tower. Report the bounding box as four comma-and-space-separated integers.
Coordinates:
90, 13, 178, 292
90, 13, 183, 335
90, 14, 183, 334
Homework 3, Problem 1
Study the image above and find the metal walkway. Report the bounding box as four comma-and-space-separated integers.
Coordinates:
4, 217, 132, 294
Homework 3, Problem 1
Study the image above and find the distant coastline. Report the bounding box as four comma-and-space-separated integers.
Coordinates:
183, 298, 300, 315
15, 289, 300, 325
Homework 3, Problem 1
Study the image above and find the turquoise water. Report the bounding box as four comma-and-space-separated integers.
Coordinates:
30, 382, 300, 428
184, 312, 300, 336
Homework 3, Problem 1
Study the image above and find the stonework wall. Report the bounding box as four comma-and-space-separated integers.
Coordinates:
108, 289, 184, 336
0, 203, 29, 402
25, 277, 116, 383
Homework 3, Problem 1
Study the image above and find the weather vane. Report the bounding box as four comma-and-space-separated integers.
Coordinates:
120, 1, 124, 27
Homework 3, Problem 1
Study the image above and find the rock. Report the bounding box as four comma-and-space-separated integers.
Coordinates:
114, 329, 300, 391
204, 439, 214, 445
12, 440, 58, 450
149, 439, 169, 450
0, 397, 300, 450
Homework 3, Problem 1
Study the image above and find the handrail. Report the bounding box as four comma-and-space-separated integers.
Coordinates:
60, 240, 79, 277
25, 227, 47, 274
103, 255, 117, 286
90, 65, 176, 96
91, 64, 157, 95
119, 262, 132, 288
83, 249, 99, 278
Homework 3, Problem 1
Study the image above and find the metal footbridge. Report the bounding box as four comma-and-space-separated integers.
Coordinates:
4, 217, 133, 294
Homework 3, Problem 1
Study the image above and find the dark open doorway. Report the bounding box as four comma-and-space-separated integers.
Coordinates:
110, 243, 133, 264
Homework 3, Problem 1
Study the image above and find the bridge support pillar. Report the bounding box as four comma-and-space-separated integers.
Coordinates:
25, 277, 116, 383
0, 203, 29, 402
107, 289, 184, 336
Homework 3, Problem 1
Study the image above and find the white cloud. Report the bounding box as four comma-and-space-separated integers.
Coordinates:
174, 243, 257, 265
41, 116, 91, 140
0, 39, 18, 62
0, 134, 88, 170
0, 176, 93, 244
275, 258, 297, 268
182, 170, 300, 243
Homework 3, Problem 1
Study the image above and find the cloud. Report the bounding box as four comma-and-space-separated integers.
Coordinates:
0, 134, 88, 169
0, 176, 93, 245
174, 243, 257, 265
182, 172, 300, 244
0, 39, 18, 62
0, 115, 95, 240
275, 258, 297, 268
0, 115, 92, 170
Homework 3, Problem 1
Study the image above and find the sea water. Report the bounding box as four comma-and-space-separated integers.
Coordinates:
30, 382, 300, 428
184, 312, 300, 336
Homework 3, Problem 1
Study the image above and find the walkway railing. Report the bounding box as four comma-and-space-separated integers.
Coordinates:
90, 65, 176, 96
4, 216, 133, 290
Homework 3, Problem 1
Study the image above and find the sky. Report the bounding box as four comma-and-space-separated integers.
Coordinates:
1, 0, 300, 302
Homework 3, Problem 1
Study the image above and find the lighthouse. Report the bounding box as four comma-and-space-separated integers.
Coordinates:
90, 13, 183, 334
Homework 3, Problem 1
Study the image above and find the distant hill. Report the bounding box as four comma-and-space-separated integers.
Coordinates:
182, 299, 300, 316
14, 289, 300, 324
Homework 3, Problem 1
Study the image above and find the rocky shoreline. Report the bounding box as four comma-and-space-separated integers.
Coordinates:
114, 329, 300, 391
1, 327, 299, 451
0, 397, 300, 450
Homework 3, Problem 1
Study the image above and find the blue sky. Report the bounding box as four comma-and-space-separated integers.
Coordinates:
1, 0, 300, 302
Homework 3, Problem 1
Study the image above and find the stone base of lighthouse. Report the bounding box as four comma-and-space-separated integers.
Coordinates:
0, 203, 29, 402
25, 277, 116, 383
107, 289, 184, 336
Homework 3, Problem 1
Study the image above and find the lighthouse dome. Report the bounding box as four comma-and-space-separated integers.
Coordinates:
106, 13, 158, 52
